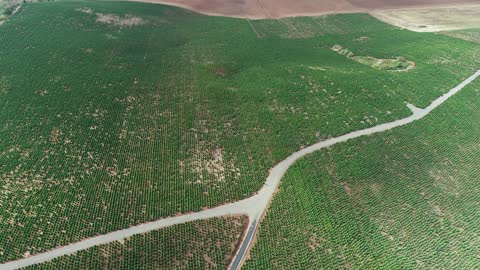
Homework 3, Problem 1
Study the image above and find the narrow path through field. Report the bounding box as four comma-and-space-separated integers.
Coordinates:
1, 70, 479, 270
11, 4, 21, 16
0, 4, 21, 26
246, 19, 262, 38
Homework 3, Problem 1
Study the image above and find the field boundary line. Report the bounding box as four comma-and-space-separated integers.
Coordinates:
1, 69, 479, 270
255, 0, 272, 19
246, 19, 262, 38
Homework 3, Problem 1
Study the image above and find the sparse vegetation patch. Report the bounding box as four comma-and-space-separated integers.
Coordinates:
442, 28, 480, 44
332, 44, 415, 71
95, 12, 146, 27
76, 6, 146, 26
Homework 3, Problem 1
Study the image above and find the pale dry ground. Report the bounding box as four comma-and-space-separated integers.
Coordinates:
372, 4, 480, 32
126, 0, 480, 19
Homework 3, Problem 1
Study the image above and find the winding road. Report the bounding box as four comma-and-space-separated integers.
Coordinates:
1, 70, 480, 270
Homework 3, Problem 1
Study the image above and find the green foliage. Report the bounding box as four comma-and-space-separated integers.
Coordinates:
0, 0, 480, 263
24, 216, 247, 269
244, 81, 480, 269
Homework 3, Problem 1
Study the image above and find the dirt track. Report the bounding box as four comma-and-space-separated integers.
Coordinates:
128, 0, 480, 18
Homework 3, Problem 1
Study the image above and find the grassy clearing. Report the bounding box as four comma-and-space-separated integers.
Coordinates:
331, 44, 414, 71
1, 0, 480, 262
244, 81, 480, 269
23, 216, 246, 269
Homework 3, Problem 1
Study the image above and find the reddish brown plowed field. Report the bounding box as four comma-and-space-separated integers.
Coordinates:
259, 0, 357, 18
128, 0, 480, 18
128, 0, 267, 18
347, 0, 480, 9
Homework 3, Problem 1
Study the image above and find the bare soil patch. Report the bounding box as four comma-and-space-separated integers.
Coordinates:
76, 7, 93, 14
76, 7, 147, 27
96, 13, 146, 26
372, 4, 480, 32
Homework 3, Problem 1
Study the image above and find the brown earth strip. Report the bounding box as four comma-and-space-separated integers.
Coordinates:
127, 0, 480, 19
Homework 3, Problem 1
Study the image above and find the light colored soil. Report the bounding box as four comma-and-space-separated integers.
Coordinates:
77, 7, 146, 26
372, 4, 480, 32
96, 13, 146, 26
76, 7, 93, 14
127, 0, 480, 19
